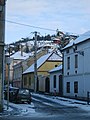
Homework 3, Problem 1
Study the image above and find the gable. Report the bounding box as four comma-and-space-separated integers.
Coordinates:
23, 52, 62, 74
38, 61, 62, 72
48, 53, 62, 61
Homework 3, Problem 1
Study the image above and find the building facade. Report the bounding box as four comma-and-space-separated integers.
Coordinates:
23, 52, 62, 93
63, 31, 90, 99
49, 64, 62, 96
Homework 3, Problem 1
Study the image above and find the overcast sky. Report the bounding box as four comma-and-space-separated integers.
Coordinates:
5, 0, 90, 44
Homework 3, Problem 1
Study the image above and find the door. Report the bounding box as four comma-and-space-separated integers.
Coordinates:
59, 75, 63, 96
45, 77, 50, 93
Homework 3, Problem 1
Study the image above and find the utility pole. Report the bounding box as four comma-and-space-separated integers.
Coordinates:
6, 56, 10, 110
34, 31, 37, 92
0, 0, 6, 111
31, 31, 40, 92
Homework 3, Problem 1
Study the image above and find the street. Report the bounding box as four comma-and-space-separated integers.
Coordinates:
0, 94, 90, 120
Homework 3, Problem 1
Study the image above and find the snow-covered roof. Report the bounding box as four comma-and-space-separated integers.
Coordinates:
10, 51, 29, 60
23, 52, 62, 74
23, 53, 52, 74
63, 31, 90, 49
49, 64, 62, 73
51, 37, 60, 41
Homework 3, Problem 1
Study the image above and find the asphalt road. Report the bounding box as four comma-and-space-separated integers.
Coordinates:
0, 94, 90, 120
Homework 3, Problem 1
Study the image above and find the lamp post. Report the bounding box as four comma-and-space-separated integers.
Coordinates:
0, 0, 6, 111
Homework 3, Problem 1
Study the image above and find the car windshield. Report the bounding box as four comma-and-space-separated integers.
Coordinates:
18, 89, 29, 95
10, 88, 18, 92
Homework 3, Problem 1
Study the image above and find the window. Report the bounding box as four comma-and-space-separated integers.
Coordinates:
53, 75, 56, 88
74, 81, 78, 93
75, 46, 77, 51
66, 49, 69, 54
67, 72, 69, 75
75, 70, 77, 74
73, 45, 77, 52
29, 77, 31, 85
66, 82, 70, 93
55, 65, 58, 67
67, 57, 70, 70
75, 55, 78, 68
24, 77, 27, 86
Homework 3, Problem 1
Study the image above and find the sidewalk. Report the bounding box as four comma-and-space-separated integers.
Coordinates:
0, 104, 21, 116
0, 100, 35, 116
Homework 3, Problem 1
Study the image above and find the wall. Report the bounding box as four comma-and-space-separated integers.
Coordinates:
63, 40, 90, 98
50, 71, 61, 93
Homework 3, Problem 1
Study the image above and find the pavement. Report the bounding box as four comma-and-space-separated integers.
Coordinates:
0, 105, 21, 116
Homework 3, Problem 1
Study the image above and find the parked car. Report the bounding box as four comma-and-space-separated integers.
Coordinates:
4, 87, 31, 104
16, 89, 31, 104
4, 86, 19, 102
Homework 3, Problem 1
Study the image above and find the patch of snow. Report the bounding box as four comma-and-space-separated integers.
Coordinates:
4, 100, 35, 116
33, 93, 90, 112
49, 64, 62, 73
10, 51, 29, 60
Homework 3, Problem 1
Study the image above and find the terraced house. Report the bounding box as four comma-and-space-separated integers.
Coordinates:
23, 51, 62, 93
62, 31, 90, 99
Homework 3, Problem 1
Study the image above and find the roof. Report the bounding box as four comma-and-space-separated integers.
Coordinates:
23, 53, 52, 74
63, 31, 90, 49
23, 52, 62, 74
10, 51, 29, 60
49, 64, 62, 73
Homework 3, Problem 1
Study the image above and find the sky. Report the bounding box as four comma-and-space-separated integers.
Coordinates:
5, 0, 90, 44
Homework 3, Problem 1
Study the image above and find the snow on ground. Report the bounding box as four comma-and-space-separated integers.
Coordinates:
32, 93, 90, 112
3, 93, 90, 116
4, 100, 35, 116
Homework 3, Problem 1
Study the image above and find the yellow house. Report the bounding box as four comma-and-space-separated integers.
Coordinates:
22, 51, 62, 93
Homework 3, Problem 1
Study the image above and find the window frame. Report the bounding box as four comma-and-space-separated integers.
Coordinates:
74, 81, 78, 93
24, 77, 27, 86
66, 82, 70, 93
75, 54, 78, 68
67, 57, 70, 70
53, 75, 56, 88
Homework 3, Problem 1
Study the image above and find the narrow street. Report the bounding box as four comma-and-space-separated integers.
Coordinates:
32, 94, 90, 119
0, 94, 90, 120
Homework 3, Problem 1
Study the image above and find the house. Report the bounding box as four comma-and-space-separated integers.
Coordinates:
13, 49, 48, 88
5, 51, 29, 85
49, 64, 62, 96
22, 51, 62, 93
62, 31, 90, 99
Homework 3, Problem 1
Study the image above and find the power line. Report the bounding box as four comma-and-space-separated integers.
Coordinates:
5, 20, 56, 32
1, 19, 81, 36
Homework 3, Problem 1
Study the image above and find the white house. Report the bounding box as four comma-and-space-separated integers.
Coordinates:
5, 51, 29, 85
62, 31, 90, 99
49, 64, 62, 96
